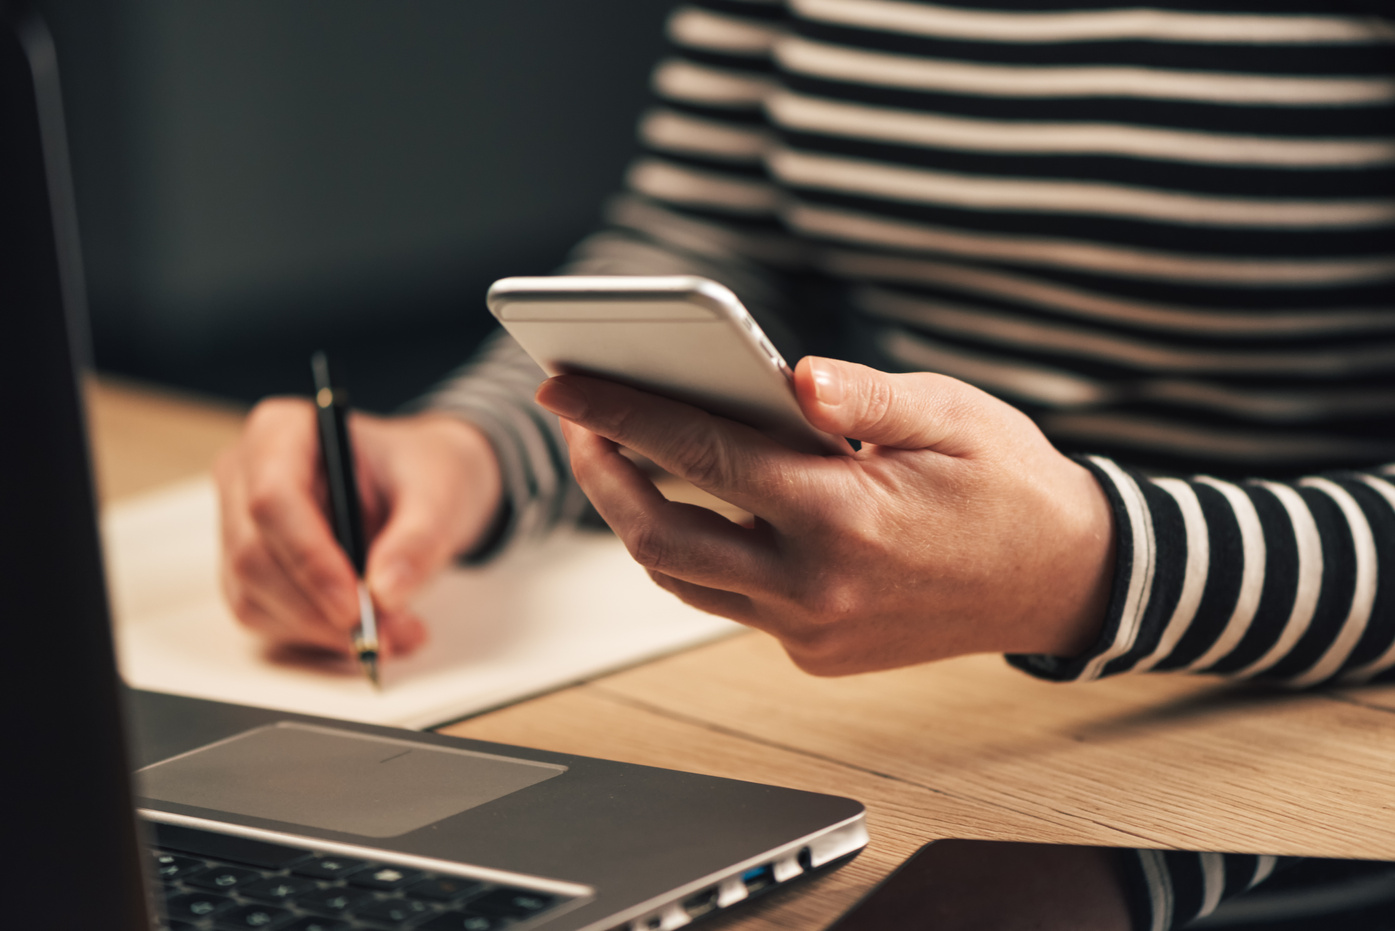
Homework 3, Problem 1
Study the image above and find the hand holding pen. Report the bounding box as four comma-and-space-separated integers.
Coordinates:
212, 356, 506, 668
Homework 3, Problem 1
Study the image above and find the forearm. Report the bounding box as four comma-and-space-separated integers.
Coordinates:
1013, 458, 1395, 686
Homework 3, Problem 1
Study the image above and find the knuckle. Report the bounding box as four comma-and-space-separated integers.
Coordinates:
820, 501, 881, 549
674, 427, 732, 490
747, 456, 799, 503
284, 534, 333, 583
920, 373, 993, 439
856, 376, 896, 431
796, 575, 861, 627
782, 630, 848, 677
593, 401, 639, 443
228, 540, 270, 583
626, 520, 672, 573
245, 479, 285, 527
246, 396, 306, 431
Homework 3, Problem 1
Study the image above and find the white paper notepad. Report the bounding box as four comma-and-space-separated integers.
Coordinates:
103, 478, 738, 729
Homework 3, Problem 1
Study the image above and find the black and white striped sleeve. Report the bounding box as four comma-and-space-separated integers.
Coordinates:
422, 1, 812, 557
1117, 849, 1295, 931
1011, 459, 1395, 687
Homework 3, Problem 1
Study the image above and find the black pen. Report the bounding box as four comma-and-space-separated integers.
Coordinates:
311, 351, 380, 688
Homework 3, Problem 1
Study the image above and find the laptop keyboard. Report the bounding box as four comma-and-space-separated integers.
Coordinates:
149, 823, 569, 930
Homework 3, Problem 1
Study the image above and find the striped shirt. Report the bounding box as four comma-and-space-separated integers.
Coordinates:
428, 0, 1395, 693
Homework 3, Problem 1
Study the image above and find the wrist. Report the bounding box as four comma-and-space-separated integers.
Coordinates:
1025, 457, 1117, 658
413, 412, 506, 557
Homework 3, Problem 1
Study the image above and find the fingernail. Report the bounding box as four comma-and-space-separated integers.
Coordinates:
536, 379, 586, 420
810, 359, 843, 407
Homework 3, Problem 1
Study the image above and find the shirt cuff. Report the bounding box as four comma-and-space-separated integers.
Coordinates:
1006, 455, 1151, 682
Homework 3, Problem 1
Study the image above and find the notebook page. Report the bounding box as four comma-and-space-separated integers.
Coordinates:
103, 478, 738, 729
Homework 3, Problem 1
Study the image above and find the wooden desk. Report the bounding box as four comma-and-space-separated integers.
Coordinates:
89, 376, 1395, 930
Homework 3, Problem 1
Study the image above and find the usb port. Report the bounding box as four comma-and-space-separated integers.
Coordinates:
741, 864, 775, 894
683, 888, 719, 918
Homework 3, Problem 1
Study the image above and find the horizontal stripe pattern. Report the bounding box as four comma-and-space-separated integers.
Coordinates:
801, 213, 1395, 289
628, 157, 780, 213
640, 108, 772, 160
1011, 461, 1395, 687
669, 5, 784, 54
792, 0, 1391, 45
768, 92, 1395, 168
861, 288, 1395, 377
652, 58, 775, 107
770, 148, 1395, 228
775, 37, 1395, 105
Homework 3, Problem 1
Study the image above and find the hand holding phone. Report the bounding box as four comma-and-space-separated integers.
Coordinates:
487, 275, 850, 456
515, 273, 1115, 676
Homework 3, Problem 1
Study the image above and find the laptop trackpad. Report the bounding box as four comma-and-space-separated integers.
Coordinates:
137, 722, 566, 838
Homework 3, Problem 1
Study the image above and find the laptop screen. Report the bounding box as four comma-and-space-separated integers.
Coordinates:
3, 2, 150, 927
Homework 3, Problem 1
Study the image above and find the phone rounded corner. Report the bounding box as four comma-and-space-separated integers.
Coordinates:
485, 277, 527, 320
685, 277, 745, 320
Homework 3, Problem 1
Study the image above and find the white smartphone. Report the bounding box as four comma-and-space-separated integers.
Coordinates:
487, 275, 850, 456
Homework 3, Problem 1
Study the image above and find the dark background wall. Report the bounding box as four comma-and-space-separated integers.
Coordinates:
35, 0, 670, 411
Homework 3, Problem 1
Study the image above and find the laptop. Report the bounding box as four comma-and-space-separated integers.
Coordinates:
3, 5, 867, 930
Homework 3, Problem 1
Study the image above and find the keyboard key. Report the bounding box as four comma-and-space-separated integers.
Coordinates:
418, 914, 511, 931
349, 865, 426, 891
187, 865, 264, 891
404, 877, 486, 902
354, 897, 437, 924
282, 919, 350, 931
240, 876, 319, 901
165, 891, 236, 921
294, 887, 374, 913
214, 903, 295, 929
292, 857, 370, 881
154, 824, 313, 870
152, 852, 205, 881
466, 887, 559, 918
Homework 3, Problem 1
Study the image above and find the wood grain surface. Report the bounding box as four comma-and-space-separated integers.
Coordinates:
86, 376, 246, 504
91, 377, 1395, 931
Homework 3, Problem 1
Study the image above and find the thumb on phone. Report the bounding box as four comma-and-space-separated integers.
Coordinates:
796, 357, 989, 457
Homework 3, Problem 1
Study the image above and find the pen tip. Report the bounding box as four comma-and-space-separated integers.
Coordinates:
360, 651, 380, 690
